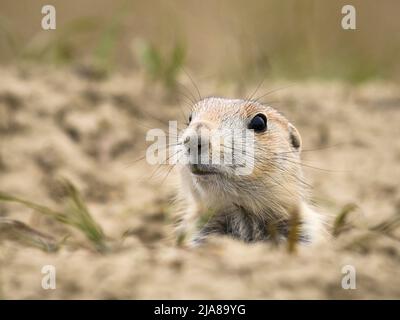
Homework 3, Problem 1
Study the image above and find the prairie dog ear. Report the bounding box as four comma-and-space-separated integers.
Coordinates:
288, 123, 302, 151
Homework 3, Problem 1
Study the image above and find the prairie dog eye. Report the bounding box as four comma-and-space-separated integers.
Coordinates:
188, 114, 192, 123
248, 113, 267, 132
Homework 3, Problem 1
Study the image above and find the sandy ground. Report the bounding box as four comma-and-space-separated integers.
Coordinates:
0, 66, 399, 299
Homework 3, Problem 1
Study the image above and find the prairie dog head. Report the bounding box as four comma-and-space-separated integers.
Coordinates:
177, 97, 305, 216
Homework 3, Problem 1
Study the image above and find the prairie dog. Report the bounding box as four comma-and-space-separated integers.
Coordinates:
175, 97, 325, 245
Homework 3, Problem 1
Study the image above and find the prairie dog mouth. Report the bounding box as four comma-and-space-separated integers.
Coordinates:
189, 164, 220, 175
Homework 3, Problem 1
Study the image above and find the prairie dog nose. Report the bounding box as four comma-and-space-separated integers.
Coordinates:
183, 121, 213, 162
183, 129, 210, 153
191, 120, 213, 132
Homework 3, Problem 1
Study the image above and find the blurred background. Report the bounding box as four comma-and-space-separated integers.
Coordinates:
1, 0, 400, 83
